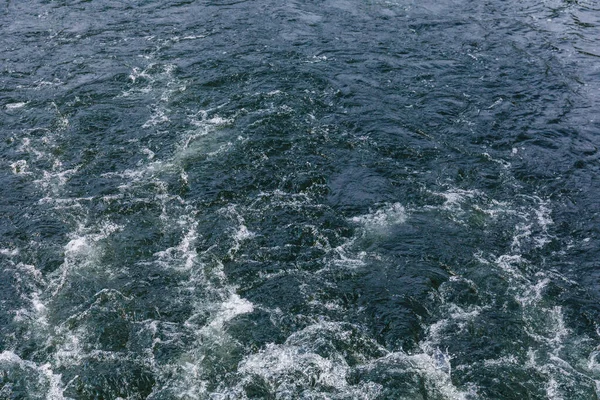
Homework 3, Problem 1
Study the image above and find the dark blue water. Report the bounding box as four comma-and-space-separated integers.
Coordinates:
2, 0, 600, 398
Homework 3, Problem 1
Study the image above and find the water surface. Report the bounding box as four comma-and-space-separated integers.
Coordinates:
2, 0, 600, 398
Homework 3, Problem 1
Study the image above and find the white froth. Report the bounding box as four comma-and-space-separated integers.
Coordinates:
128, 66, 151, 83
64, 222, 121, 258
233, 224, 255, 242
516, 277, 549, 307
546, 307, 569, 348
142, 108, 170, 128
483, 152, 511, 168
360, 351, 470, 400
4, 101, 27, 110
238, 343, 350, 391
424, 188, 489, 226
545, 378, 562, 400
52, 325, 86, 368
306, 55, 329, 63
509, 197, 554, 250
535, 201, 553, 229
142, 147, 156, 160
33, 167, 80, 193
208, 293, 254, 330
19, 137, 46, 161
206, 115, 233, 125
206, 141, 233, 157
182, 34, 206, 40
423, 303, 482, 348
0, 351, 67, 399
351, 202, 407, 233
482, 355, 519, 367
5, 102, 27, 109
434, 188, 481, 209
588, 350, 600, 372
49, 222, 122, 299
0, 350, 23, 363
10, 159, 29, 175
332, 239, 367, 268
155, 220, 198, 271
495, 254, 525, 276
1, 247, 20, 256
231, 320, 475, 399
511, 222, 533, 251
41, 363, 68, 400
30, 293, 48, 317
65, 236, 90, 256
220, 205, 257, 257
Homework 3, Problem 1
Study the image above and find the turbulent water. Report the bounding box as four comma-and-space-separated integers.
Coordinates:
2, 0, 600, 398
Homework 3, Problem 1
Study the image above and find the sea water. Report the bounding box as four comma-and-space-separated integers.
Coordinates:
2, 0, 600, 398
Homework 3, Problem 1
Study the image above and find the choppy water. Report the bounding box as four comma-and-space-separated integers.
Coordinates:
2, 0, 600, 399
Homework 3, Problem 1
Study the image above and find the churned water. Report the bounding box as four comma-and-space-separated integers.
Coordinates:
2, 0, 600, 398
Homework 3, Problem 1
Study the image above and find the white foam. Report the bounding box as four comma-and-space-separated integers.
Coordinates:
358, 351, 471, 400
207, 293, 254, 330
482, 355, 519, 367
10, 159, 29, 175
433, 189, 481, 209
0, 351, 68, 399
420, 190, 593, 398
33, 78, 63, 89
233, 224, 255, 242
181, 35, 206, 40
155, 220, 199, 271
142, 148, 155, 160
0, 248, 19, 256
0, 350, 23, 363
142, 108, 170, 128
546, 307, 569, 348
332, 239, 367, 268
64, 222, 121, 257
33, 166, 80, 193
237, 342, 355, 398
305, 55, 329, 63
535, 201, 553, 230
53, 327, 84, 367
9, 261, 48, 328
18, 136, 46, 160
48, 222, 122, 300
422, 303, 482, 352
495, 254, 526, 276
65, 236, 90, 256
588, 351, 600, 371
174, 113, 237, 162
545, 378, 562, 400
206, 115, 233, 125
351, 203, 407, 233
206, 141, 233, 157
128, 66, 152, 83
229, 320, 474, 399
423, 188, 488, 226
5, 102, 27, 109
483, 152, 511, 168
516, 277, 549, 307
